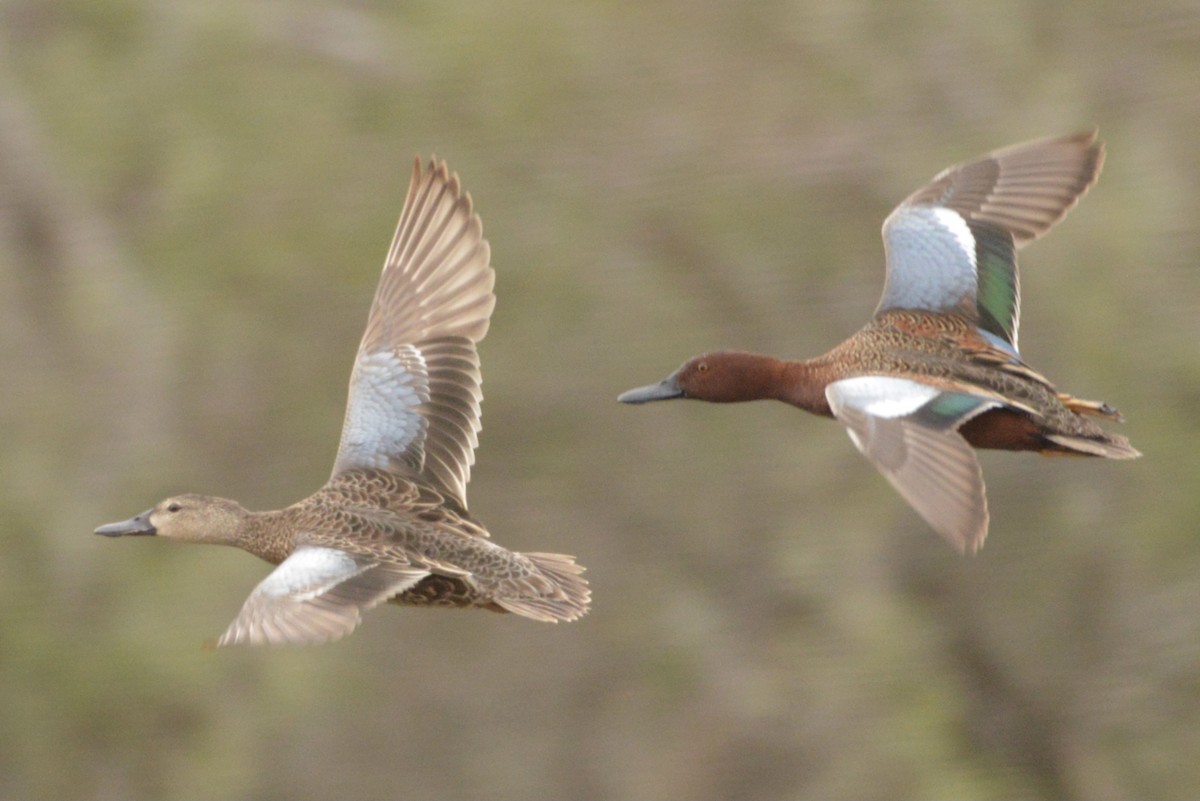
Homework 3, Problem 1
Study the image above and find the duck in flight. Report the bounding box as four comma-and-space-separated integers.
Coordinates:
97, 158, 590, 646
619, 131, 1139, 552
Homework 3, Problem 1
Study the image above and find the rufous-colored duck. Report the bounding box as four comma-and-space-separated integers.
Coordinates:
620, 131, 1139, 553
97, 158, 589, 646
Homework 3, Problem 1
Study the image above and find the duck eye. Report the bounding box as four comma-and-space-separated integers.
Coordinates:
697, 362, 709, 374
167, 503, 181, 513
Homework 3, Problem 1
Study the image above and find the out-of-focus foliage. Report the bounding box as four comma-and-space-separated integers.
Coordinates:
2, 1, 1198, 798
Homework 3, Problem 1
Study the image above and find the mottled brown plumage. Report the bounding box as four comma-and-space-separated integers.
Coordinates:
819, 310, 1132, 455
96, 158, 589, 646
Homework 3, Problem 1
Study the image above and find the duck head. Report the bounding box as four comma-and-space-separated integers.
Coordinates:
618, 351, 784, 404
95, 494, 249, 545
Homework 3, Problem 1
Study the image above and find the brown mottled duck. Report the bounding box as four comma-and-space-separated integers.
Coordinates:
97, 158, 590, 646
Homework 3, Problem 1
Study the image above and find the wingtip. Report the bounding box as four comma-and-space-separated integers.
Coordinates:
1066, 127, 1100, 146
412, 154, 474, 217
962, 531, 987, 556
1079, 128, 1105, 187
940, 514, 988, 556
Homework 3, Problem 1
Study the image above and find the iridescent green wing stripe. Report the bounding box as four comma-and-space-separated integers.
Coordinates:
970, 220, 1019, 349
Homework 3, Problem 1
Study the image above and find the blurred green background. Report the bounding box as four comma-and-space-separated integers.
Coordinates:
2, 1, 1199, 798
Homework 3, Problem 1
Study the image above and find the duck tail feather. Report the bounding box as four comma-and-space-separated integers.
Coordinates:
1044, 432, 1142, 459
493, 552, 591, 623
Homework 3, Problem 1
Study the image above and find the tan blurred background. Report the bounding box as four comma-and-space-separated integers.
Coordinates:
2, 1, 1199, 798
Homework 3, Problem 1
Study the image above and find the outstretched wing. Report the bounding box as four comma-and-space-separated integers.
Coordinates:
878, 130, 1103, 352
331, 157, 495, 509
826, 376, 999, 553
214, 546, 430, 647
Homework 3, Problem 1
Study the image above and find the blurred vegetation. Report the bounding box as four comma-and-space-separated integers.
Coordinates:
1, 0, 1199, 798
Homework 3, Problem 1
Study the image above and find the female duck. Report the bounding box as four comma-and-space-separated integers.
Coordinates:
97, 158, 589, 646
620, 131, 1139, 553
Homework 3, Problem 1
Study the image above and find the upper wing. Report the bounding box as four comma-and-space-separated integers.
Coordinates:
331, 158, 495, 509
877, 130, 1104, 352
213, 546, 430, 647
826, 376, 999, 553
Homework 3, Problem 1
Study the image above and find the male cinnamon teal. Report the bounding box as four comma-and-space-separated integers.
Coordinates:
97, 158, 589, 646
620, 131, 1139, 553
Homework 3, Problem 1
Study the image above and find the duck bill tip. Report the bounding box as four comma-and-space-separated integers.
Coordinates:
618, 379, 684, 404
94, 512, 157, 537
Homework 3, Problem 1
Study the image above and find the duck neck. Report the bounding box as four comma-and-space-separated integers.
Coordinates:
183, 497, 258, 548
239, 510, 294, 565
776, 357, 836, 417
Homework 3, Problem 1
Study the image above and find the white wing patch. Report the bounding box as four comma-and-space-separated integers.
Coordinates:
215, 546, 430, 647
879, 205, 978, 313
826, 376, 940, 418
251, 546, 368, 599
333, 345, 428, 476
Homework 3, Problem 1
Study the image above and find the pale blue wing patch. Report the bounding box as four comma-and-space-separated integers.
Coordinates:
335, 158, 494, 506
879, 205, 978, 314
826, 376, 997, 553
877, 132, 1103, 350
331, 345, 429, 478
215, 546, 429, 647
880, 206, 1022, 352
826, 375, 941, 421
